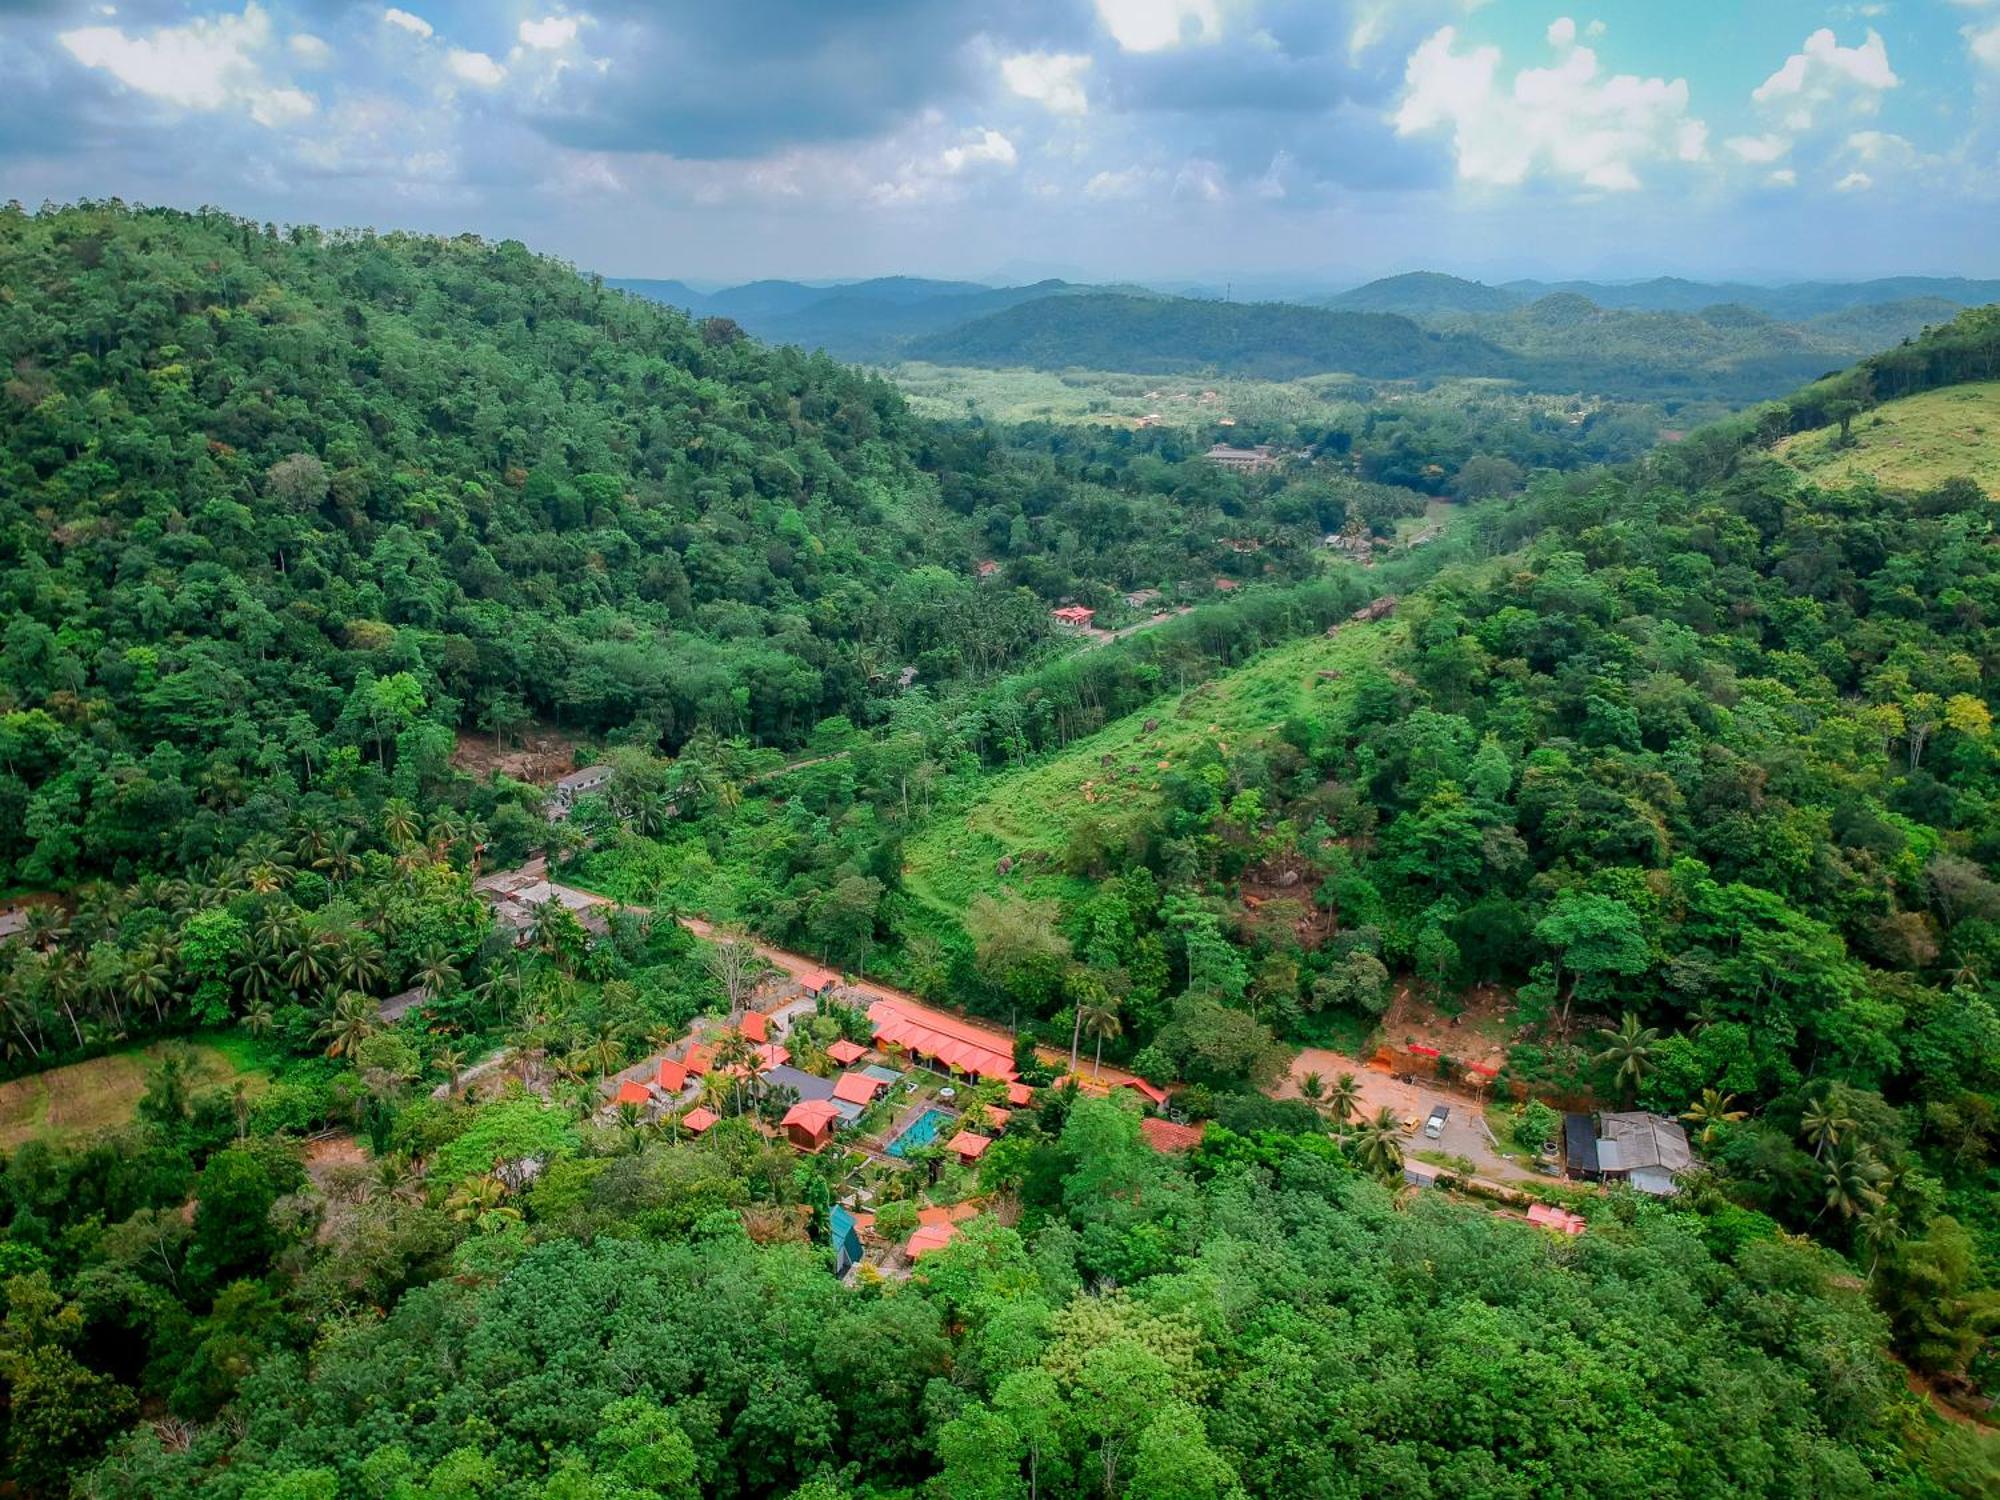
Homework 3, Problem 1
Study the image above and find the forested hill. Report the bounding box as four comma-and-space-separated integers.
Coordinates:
0, 202, 1058, 881
909, 292, 1515, 380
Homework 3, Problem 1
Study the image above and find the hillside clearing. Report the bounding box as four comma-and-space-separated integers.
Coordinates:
900, 617, 1398, 924
1775, 380, 2000, 495
0, 1035, 273, 1151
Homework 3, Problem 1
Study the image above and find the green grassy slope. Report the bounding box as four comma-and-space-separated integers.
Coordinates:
899, 615, 1399, 924
1775, 380, 2000, 495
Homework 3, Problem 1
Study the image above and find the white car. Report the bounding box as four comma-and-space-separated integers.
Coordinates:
1424, 1105, 1450, 1140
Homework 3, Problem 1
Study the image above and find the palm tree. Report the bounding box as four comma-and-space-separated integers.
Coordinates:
585, 1021, 626, 1084
240, 1000, 275, 1041
380, 798, 421, 851
1680, 1089, 1746, 1149
444, 1172, 520, 1229
1350, 1107, 1405, 1184
435, 1047, 467, 1098
333, 935, 386, 995
1594, 1013, 1661, 1102
315, 990, 378, 1059
1821, 1138, 1887, 1221
412, 943, 458, 1002
231, 943, 283, 1005
1857, 1206, 1905, 1280
283, 929, 338, 997
122, 949, 174, 1027
712, 1029, 758, 1114
1326, 1072, 1363, 1130
1800, 1096, 1851, 1160
1080, 999, 1122, 1078
1298, 1071, 1326, 1109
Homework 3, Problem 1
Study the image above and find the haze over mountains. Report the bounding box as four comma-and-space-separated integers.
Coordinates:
613, 270, 2000, 404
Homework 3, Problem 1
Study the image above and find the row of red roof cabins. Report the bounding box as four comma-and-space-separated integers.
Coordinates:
612, 984, 1197, 1258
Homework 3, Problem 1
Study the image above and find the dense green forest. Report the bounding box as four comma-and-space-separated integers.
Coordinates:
0, 202, 1996, 1496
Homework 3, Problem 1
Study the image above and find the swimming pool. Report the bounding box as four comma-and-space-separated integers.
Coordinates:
885, 1107, 952, 1158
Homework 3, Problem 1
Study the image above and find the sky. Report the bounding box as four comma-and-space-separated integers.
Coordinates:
3, 0, 1998, 286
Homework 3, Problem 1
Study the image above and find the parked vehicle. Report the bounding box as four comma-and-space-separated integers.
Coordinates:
1424, 1105, 1450, 1140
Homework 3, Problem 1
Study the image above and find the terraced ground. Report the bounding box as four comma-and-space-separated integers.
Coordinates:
1776, 380, 2000, 495
898, 616, 1399, 927
0, 1033, 273, 1151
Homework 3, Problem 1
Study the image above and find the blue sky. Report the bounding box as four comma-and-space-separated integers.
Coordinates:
2, 1, 1997, 285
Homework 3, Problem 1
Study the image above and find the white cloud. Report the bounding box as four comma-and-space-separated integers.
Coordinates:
1001, 52, 1091, 116
1084, 165, 1157, 199
447, 49, 506, 87
289, 33, 330, 66
1752, 29, 1897, 129
870, 127, 1017, 205
59, 3, 314, 126
1172, 156, 1227, 202
1968, 21, 2000, 68
518, 16, 582, 50
382, 9, 433, 40
1845, 129, 1911, 163
1725, 133, 1790, 163
1096, 0, 1222, 54
940, 128, 1017, 173
1836, 170, 1872, 191
1395, 26, 1704, 193
1768, 168, 1797, 187
1547, 17, 1576, 49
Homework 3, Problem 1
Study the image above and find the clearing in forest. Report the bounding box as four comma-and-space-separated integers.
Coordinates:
0, 1034, 273, 1150
900, 617, 1399, 925
1775, 380, 2000, 496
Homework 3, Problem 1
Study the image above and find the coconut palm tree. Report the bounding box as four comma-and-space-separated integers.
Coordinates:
1593, 1012, 1661, 1102
122, 949, 174, 1027
1080, 999, 1122, 1078
1326, 1073, 1363, 1130
412, 943, 458, 1003
1821, 1138, 1887, 1222
1857, 1206, 1906, 1281
1800, 1096, 1851, 1160
585, 1021, 626, 1084
380, 798, 421, 852
1350, 1107, 1405, 1184
283, 929, 338, 997
315, 990, 378, 1059
1680, 1088, 1747, 1149
231, 943, 284, 1006
333, 935, 386, 995
240, 1000, 275, 1041
444, 1172, 519, 1229
1298, 1071, 1326, 1109
435, 1047, 467, 1098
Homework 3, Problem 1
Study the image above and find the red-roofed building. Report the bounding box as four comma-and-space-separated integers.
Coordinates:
949, 1130, 993, 1165
739, 1011, 769, 1043
918, 1201, 979, 1227
868, 998, 1017, 1082
976, 559, 999, 579
827, 1038, 868, 1066
1117, 1076, 1171, 1107
614, 1079, 651, 1109
906, 1222, 961, 1259
683, 1043, 715, 1076
754, 1042, 790, 1070
682, 1106, 719, 1135
1006, 1081, 1035, 1107
1527, 1203, 1586, 1236
656, 1057, 687, 1092
796, 968, 840, 996
832, 1071, 883, 1106
1051, 605, 1096, 629
1140, 1116, 1207, 1154
782, 1098, 842, 1152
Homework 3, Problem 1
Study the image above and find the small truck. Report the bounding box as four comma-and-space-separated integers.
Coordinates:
1424, 1105, 1450, 1140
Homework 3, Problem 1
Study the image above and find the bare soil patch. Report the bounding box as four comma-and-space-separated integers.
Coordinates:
451, 724, 583, 785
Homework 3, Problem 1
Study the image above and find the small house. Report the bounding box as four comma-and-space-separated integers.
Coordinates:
796, 968, 840, 997
827, 1039, 869, 1067
1565, 1110, 1692, 1196
906, 1222, 961, 1259
656, 1057, 687, 1092
832, 1071, 884, 1107
783, 1099, 842, 1152
1051, 605, 1096, 629
683, 1043, 716, 1076
614, 1080, 651, 1110
1005, 1081, 1035, 1107
739, 1011, 769, 1043
1527, 1203, 1587, 1236
949, 1129, 992, 1166
976, 559, 999, 579
1139, 1117, 1206, 1154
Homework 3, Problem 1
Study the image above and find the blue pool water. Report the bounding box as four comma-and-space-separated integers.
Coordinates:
885, 1107, 952, 1157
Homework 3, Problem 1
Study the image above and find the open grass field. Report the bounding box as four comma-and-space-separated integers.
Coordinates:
899, 616, 1400, 926
0, 1032, 274, 1151
1776, 380, 2000, 496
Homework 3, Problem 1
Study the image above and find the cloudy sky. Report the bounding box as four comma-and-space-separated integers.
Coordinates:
4, 0, 1998, 285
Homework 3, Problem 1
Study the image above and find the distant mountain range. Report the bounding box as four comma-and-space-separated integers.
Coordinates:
610, 269, 1998, 403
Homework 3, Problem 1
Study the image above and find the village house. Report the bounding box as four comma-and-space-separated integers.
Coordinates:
1203, 442, 1281, 472
545, 764, 612, 819
1050, 604, 1096, 629
1564, 1111, 1693, 1196
782, 1098, 842, 1152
